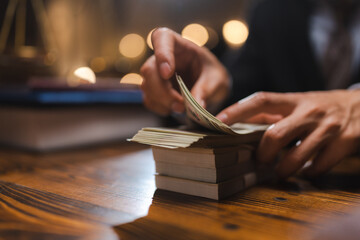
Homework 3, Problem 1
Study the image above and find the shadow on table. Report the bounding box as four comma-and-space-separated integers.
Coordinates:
113, 189, 221, 240
275, 157, 360, 193
113, 157, 360, 240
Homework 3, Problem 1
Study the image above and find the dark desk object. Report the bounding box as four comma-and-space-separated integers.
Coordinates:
0, 81, 160, 151
1, 142, 360, 239
0, 78, 143, 105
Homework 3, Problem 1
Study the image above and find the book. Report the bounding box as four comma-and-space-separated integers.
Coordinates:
0, 105, 160, 151
0, 88, 142, 105
0, 77, 143, 105
152, 146, 253, 168
155, 173, 259, 200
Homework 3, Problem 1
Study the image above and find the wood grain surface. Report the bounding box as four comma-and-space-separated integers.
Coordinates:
1, 141, 360, 240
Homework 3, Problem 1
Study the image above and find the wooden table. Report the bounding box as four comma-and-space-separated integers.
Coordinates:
1, 141, 360, 240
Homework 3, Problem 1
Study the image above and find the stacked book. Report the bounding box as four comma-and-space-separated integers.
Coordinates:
130, 74, 272, 200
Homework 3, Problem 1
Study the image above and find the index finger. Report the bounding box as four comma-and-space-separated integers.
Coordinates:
216, 92, 297, 125
152, 27, 199, 80
151, 28, 178, 79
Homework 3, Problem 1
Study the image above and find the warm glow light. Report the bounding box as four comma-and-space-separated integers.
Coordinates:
147, 28, 156, 50
119, 33, 145, 58
181, 23, 209, 47
73, 67, 96, 84
222, 20, 249, 47
120, 73, 143, 85
17, 46, 38, 58
90, 57, 106, 73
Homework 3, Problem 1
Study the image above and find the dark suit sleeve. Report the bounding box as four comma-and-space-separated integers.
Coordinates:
226, 3, 270, 105
225, 0, 324, 106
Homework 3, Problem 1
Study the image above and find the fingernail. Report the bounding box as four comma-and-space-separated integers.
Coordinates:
160, 62, 171, 79
193, 94, 206, 108
199, 99, 206, 108
268, 124, 276, 130
171, 102, 185, 113
217, 113, 228, 122
238, 93, 256, 104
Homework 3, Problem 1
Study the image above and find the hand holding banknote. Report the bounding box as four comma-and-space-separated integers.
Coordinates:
140, 27, 360, 179
140, 27, 230, 116
176, 74, 268, 135
217, 90, 360, 178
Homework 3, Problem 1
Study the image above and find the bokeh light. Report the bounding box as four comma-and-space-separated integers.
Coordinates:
146, 28, 156, 50
90, 57, 106, 73
119, 33, 146, 58
73, 67, 96, 84
181, 23, 209, 47
222, 20, 249, 47
120, 73, 143, 85
17, 46, 37, 58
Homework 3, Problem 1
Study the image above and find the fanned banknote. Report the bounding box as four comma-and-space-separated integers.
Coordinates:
176, 74, 268, 135
129, 74, 268, 149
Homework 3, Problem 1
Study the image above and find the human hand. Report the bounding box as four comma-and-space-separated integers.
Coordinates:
216, 90, 360, 178
140, 28, 230, 116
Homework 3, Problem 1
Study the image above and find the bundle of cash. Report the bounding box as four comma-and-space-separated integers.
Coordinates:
129, 74, 268, 149
129, 74, 272, 200
176, 74, 268, 135
130, 126, 264, 149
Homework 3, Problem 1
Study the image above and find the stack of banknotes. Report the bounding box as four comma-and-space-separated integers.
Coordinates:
130, 74, 272, 200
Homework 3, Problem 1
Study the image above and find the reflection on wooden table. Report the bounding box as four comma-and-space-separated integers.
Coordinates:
1, 141, 360, 239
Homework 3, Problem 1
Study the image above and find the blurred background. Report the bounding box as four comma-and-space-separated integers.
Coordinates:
0, 0, 256, 151
0, 0, 256, 86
